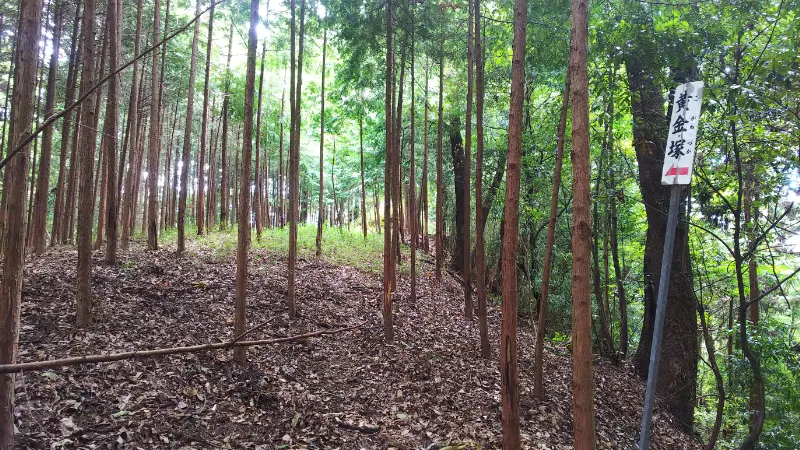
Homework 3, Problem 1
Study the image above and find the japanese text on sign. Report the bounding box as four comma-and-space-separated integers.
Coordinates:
662, 81, 704, 185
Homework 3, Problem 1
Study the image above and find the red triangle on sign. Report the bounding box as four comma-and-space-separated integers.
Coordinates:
664, 166, 690, 177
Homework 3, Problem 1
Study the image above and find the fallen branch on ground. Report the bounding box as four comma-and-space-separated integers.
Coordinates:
0, 322, 365, 374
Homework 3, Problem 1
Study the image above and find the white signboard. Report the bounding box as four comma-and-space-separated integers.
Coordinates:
662, 81, 704, 185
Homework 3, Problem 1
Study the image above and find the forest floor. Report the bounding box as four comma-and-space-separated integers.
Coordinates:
13, 229, 702, 449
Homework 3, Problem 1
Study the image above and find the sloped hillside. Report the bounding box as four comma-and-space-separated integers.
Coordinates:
12, 244, 701, 449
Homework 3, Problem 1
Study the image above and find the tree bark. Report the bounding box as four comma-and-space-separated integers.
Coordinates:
383, 0, 394, 341
474, 0, 488, 358
360, 115, 367, 238
31, 0, 64, 255
219, 22, 234, 229
76, 0, 99, 327
570, 0, 597, 447
499, 0, 526, 445
234, 0, 259, 365
592, 118, 613, 358
254, 40, 266, 240
177, 0, 200, 254
625, 53, 697, 433
0, 0, 42, 444
287, 0, 306, 319
196, 1, 214, 236
279, 88, 285, 228
120, 0, 144, 250
146, 0, 163, 250
316, 26, 327, 257
51, 0, 82, 247
463, 0, 474, 320
409, 8, 416, 303
435, 40, 444, 280
103, 0, 121, 264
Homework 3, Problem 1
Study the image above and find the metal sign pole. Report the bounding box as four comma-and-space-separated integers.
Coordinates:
638, 183, 682, 450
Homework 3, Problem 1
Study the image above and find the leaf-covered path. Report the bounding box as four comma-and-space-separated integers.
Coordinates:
14, 242, 700, 449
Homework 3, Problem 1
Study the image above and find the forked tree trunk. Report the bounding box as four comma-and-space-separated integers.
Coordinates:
177, 0, 201, 254
76, 0, 99, 326
0, 0, 42, 444
569, 0, 597, 447
31, 0, 64, 255
499, 0, 526, 445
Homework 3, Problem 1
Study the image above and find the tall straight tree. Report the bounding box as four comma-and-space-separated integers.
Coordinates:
177, 0, 201, 255
146, 0, 163, 250
75, 0, 99, 325
463, 0, 474, 319
499, 0, 526, 445
569, 0, 597, 446
420, 57, 429, 252
435, 36, 444, 281
473, 0, 489, 358
287, 0, 306, 319
360, 114, 367, 238
0, 0, 42, 444
196, 0, 214, 236
409, 7, 416, 303
382, 0, 394, 342
534, 47, 571, 399
254, 41, 266, 239
219, 22, 234, 229
235, 0, 259, 365
120, 0, 144, 249
103, 0, 121, 264
316, 25, 327, 257
30, 0, 63, 255
50, 0, 81, 247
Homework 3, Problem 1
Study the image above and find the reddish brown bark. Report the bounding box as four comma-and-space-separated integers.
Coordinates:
499, 0, 526, 445
0, 0, 42, 444
569, 0, 597, 446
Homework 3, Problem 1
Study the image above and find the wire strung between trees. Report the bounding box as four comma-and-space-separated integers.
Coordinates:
0, 0, 228, 171
0, 322, 365, 374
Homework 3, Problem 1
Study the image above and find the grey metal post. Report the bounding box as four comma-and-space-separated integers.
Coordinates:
638, 184, 682, 450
